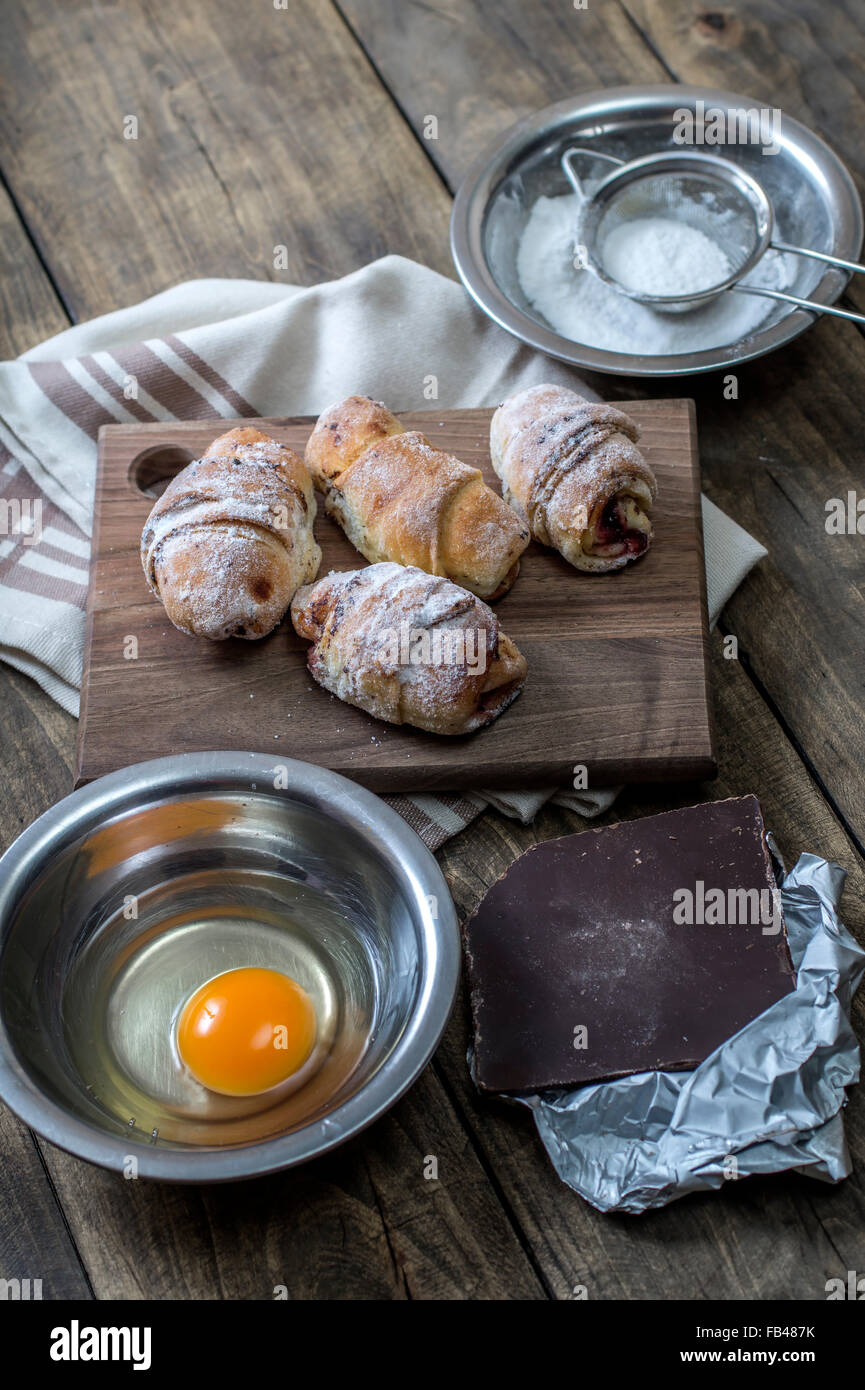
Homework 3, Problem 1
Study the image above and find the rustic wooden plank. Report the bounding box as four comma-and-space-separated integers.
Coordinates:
0, 1110, 92, 1300
340, 0, 865, 303
79, 404, 712, 791
625, 0, 865, 154
0, 182, 95, 1300
36, 1064, 545, 1300
0, 667, 93, 1300
338, 0, 668, 184
0, 0, 452, 320
436, 629, 865, 1299
656, 325, 865, 854
610, 0, 865, 839
0, 183, 69, 355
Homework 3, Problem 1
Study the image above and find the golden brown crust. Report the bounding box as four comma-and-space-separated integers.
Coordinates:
140, 427, 321, 640
304, 397, 403, 481
304, 396, 529, 599
290, 562, 527, 736
490, 384, 657, 573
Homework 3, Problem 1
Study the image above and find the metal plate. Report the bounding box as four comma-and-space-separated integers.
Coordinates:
450, 85, 864, 376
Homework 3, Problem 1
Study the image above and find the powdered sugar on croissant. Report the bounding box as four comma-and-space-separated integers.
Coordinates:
141, 427, 321, 640
490, 384, 657, 573
305, 396, 529, 600
291, 562, 527, 736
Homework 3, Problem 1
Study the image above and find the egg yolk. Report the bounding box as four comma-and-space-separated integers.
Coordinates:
176, 967, 316, 1096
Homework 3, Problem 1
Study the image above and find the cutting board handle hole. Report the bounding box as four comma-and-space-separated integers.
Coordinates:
129, 445, 197, 498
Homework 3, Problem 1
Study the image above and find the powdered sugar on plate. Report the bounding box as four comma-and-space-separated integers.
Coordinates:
517, 193, 795, 355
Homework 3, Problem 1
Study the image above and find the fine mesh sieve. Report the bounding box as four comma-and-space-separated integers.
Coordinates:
562, 148, 865, 323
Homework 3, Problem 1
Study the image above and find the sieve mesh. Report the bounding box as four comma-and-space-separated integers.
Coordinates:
595, 171, 762, 290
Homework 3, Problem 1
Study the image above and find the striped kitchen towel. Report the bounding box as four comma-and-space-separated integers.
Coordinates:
0, 257, 766, 850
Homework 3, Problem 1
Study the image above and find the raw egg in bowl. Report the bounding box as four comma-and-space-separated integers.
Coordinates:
0, 753, 458, 1181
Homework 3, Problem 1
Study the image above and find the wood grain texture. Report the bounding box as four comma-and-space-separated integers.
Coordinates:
0, 1110, 91, 1300
35, 1067, 546, 1300
338, 0, 668, 184
609, 0, 865, 844
0, 0, 452, 318
79, 404, 714, 791
0, 176, 99, 1303
0, 666, 546, 1302
0, 667, 92, 1299
0, 183, 69, 355
658, 324, 865, 853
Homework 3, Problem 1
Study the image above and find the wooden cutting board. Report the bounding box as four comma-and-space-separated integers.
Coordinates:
77, 403, 715, 791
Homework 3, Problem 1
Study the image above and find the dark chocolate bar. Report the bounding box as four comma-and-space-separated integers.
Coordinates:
465, 795, 795, 1093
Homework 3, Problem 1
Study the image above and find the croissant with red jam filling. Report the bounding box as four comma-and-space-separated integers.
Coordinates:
489, 384, 657, 573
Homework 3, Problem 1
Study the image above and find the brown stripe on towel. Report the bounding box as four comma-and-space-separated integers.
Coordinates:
27, 362, 120, 440
383, 794, 483, 851
38, 534, 89, 569
0, 464, 89, 604
8, 553, 88, 606
80, 355, 154, 423
38, 509, 90, 548
164, 335, 258, 417
109, 344, 219, 419
437, 792, 485, 822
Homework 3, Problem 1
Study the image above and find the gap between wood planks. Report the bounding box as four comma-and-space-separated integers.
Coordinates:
430, 1053, 560, 1299
29, 1129, 96, 1299
0, 165, 77, 327
719, 615, 865, 866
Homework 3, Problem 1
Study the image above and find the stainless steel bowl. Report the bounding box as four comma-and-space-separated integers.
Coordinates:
451, 84, 864, 376
0, 754, 459, 1182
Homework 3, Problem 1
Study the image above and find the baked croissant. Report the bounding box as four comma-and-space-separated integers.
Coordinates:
291, 562, 527, 736
490, 384, 657, 572
304, 395, 529, 600
141, 427, 321, 640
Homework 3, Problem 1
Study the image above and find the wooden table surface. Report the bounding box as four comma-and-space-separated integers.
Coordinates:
1, 0, 864, 1301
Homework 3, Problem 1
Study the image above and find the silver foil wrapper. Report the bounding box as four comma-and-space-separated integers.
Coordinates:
500, 852, 865, 1214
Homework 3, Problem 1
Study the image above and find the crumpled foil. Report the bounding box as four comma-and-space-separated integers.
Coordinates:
493, 851, 864, 1215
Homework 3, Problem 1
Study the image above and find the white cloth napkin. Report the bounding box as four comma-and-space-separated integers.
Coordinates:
0, 255, 766, 845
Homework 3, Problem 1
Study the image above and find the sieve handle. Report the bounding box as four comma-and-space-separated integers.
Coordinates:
732, 284, 865, 326
560, 147, 624, 201
771, 240, 865, 277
